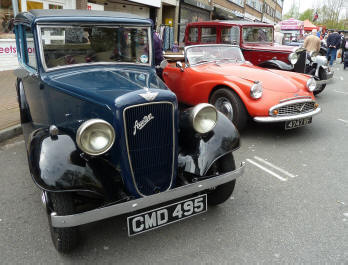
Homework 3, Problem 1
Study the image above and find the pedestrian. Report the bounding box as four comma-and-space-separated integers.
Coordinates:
326, 30, 341, 67
303, 29, 321, 53
339, 32, 345, 63
274, 24, 284, 45
153, 30, 164, 78
341, 36, 347, 64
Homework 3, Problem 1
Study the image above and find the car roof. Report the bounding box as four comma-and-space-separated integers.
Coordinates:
187, 20, 273, 27
14, 9, 152, 27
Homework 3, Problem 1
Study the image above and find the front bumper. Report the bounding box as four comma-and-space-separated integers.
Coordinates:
50, 162, 246, 228
253, 107, 321, 123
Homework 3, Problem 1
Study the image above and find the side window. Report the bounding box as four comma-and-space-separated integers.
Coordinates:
201, 27, 216, 43
15, 25, 22, 59
24, 26, 37, 69
188, 27, 199, 43
221, 26, 240, 45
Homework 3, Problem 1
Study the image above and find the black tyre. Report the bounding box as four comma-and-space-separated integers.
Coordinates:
48, 192, 78, 253
207, 153, 236, 206
313, 68, 327, 96
210, 88, 248, 130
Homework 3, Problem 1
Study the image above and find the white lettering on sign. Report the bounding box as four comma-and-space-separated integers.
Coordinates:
132, 216, 144, 233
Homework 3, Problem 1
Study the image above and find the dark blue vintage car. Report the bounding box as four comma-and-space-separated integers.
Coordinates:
13, 10, 245, 252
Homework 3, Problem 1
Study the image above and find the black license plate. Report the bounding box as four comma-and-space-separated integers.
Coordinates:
127, 194, 207, 236
285, 117, 312, 130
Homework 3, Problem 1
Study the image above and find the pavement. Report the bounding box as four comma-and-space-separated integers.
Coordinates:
0, 64, 347, 263
0, 70, 20, 140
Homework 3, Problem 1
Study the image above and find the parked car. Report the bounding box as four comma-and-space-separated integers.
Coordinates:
13, 10, 245, 252
184, 21, 333, 95
163, 44, 321, 130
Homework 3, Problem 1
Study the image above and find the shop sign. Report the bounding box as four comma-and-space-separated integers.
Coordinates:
183, 0, 214, 11
0, 40, 19, 70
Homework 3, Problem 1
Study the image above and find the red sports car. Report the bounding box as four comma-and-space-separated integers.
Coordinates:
163, 44, 321, 130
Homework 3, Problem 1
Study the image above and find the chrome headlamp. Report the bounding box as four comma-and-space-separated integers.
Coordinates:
191, 103, 218, 134
306, 77, 317, 92
250, 81, 263, 99
76, 119, 115, 156
288, 52, 298, 65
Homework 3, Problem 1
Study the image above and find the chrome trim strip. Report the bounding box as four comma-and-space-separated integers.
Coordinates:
269, 99, 315, 116
37, 25, 152, 72
279, 96, 312, 103
50, 163, 245, 228
254, 107, 321, 123
123, 101, 176, 197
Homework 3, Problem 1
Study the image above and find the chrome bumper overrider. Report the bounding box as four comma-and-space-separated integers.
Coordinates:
50, 162, 246, 228
253, 107, 321, 123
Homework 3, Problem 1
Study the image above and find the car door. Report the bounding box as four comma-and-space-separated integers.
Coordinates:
20, 25, 49, 127
163, 63, 191, 104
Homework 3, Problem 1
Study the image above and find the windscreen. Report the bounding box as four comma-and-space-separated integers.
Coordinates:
186, 45, 244, 65
39, 25, 151, 69
243, 26, 273, 43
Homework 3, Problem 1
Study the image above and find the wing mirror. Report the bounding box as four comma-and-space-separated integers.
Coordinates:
176, 61, 184, 72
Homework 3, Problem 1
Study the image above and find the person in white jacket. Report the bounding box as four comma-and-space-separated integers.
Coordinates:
274, 24, 284, 45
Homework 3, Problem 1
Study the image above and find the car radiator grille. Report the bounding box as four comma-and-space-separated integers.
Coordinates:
278, 101, 315, 116
124, 102, 174, 196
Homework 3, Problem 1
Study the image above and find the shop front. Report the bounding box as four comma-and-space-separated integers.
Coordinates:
178, 0, 213, 44
0, 0, 76, 71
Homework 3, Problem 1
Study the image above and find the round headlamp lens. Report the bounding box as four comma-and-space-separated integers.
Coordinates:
306, 77, 317, 92
192, 104, 217, 134
250, 81, 263, 99
288, 52, 298, 65
77, 119, 115, 155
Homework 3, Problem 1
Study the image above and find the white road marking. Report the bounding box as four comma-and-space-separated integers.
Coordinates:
246, 158, 287, 182
334, 90, 348, 95
338, 119, 348, 124
254, 156, 297, 178
340, 76, 344, 81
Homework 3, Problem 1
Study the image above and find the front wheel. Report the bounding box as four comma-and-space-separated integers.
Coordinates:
207, 154, 236, 206
48, 192, 79, 253
210, 88, 248, 130
313, 68, 327, 96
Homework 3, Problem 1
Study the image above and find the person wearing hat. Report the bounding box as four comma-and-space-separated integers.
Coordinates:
303, 29, 321, 53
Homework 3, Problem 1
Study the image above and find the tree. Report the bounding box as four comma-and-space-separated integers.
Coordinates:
283, 1, 300, 19
314, 0, 344, 29
299, 9, 314, 21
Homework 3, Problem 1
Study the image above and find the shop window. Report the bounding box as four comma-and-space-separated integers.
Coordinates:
221, 27, 240, 45
24, 26, 37, 69
0, 1, 15, 39
188, 27, 199, 43
201, 27, 216, 43
49, 4, 63, 9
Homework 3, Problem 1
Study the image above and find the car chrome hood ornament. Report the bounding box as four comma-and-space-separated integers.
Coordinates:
139, 87, 158, 101
133, 113, 154, 135
139, 91, 158, 101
